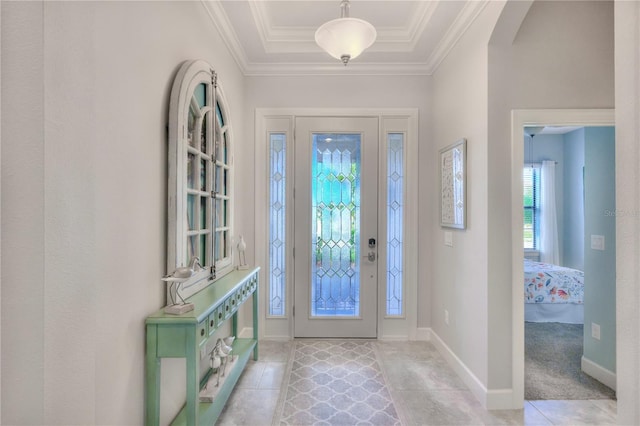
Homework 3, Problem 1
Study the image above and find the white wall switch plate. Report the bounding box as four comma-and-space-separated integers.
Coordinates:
591, 235, 605, 251
444, 231, 453, 247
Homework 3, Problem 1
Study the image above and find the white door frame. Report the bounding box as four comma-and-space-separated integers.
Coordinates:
293, 116, 379, 338
255, 108, 419, 341
510, 108, 615, 406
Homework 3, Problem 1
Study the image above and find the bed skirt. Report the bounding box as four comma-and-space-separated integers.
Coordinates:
525, 303, 584, 324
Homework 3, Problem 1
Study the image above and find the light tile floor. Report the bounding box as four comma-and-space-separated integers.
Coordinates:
217, 340, 617, 425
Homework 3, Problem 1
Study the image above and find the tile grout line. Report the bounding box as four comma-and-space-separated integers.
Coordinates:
525, 400, 557, 425
586, 399, 618, 422
270, 341, 296, 426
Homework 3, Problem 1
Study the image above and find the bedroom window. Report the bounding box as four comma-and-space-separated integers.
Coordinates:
523, 165, 540, 250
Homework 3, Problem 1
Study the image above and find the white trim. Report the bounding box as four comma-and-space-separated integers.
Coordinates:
238, 327, 253, 339
248, 0, 438, 54
241, 327, 292, 342
582, 355, 617, 391
257, 107, 419, 119
201, 0, 487, 76
430, 330, 514, 410
511, 109, 615, 408
424, 1, 490, 73
255, 108, 418, 340
200, 0, 249, 75
378, 334, 410, 342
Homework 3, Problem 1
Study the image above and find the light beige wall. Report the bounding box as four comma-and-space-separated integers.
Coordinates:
614, 2, 640, 423
429, 1, 507, 389
1, 2, 45, 424
486, 0, 614, 392
244, 74, 432, 331
1, 2, 245, 424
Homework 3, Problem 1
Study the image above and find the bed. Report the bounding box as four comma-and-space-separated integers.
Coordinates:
524, 259, 584, 324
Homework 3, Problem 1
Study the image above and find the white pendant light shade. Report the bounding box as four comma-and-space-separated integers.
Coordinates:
315, 17, 377, 64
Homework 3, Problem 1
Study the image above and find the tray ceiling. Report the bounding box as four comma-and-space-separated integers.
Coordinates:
202, 0, 489, 75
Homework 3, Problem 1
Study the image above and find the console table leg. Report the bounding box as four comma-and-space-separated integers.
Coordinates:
232, 312, 238, 338
186, 331, 199, 425
145, 325, 161, 426
253, 287, 259, 360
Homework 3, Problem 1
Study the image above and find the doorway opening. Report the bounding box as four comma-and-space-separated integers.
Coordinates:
511, 109, 616, 407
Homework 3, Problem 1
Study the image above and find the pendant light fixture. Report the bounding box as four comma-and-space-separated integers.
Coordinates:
315, 0, 377, 66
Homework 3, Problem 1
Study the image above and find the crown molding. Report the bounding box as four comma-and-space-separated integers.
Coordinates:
423, 0, 489, 73
201, 0, 249, 74
248, 0, 438, 54
241, 61, 433, 77
202, 0, 487, 77
404, 1, 439, 47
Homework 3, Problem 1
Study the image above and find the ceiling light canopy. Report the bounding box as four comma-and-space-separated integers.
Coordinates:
524, 126, 545, 137
315, 0, 377, 66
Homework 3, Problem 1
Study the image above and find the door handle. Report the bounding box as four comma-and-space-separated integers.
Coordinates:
363, 251, 376, 262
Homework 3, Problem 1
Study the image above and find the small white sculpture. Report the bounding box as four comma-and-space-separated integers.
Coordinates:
223, 336, 236, 361
216, 338, 233, 377
162, 257, 202, 314
237, 236, 248, 270
209, 348, 222, 387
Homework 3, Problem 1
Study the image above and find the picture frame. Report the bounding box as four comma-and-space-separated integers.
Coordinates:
440, 138, 466, 229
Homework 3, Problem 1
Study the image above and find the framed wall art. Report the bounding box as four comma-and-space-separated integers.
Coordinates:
440, 138, 466, 229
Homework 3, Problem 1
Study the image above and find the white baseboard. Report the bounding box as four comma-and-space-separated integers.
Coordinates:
240, 327, 291, 341
238, 327, 253, 339
581, 356, 617, 390
379, 335, 410, 341
430, 330, 515, 410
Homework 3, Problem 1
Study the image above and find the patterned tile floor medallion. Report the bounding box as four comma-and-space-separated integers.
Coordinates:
273, 340, 403, 425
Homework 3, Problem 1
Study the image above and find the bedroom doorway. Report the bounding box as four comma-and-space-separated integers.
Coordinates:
511, 109, 617, 405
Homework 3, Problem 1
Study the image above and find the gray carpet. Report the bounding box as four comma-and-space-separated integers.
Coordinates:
525, 322, 616, 400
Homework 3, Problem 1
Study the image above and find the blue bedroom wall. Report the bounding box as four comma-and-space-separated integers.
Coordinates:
563, 129, 585, 271
583, 126, 616, 373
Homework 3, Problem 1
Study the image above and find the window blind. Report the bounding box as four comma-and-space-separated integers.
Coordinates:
523, 166, 540, 250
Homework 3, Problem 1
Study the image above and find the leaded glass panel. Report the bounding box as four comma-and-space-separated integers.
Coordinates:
269, 133, 286, 316
311, 134, 361, 317
387, 133, 404, 316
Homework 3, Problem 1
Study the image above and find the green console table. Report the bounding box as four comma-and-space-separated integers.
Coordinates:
145, 267, 259, 426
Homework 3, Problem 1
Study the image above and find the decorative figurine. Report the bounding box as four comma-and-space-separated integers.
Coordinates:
223, 336, 236, 361
216, 338, 233, 377
209, 348, 222, 387
161, 257, 202, 314
237, 236, 248, 270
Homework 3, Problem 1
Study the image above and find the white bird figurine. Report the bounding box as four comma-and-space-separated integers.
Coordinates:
216, 338, 232, 377
237, 236, 248, 269
209, 348, 222, 387
223, 336, 236, 361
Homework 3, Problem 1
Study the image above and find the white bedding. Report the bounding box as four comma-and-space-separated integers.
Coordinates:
524, 259, 584, 324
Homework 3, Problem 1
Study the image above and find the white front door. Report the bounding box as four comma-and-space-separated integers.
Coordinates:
293, 117, 379, 338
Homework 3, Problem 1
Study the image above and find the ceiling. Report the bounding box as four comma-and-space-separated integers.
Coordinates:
202, 0, 489, 76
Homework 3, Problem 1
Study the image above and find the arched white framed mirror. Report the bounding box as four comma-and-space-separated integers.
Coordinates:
167, 60, 234, 301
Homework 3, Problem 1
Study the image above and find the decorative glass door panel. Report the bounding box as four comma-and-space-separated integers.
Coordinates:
311, 134, 361, 317
294, 117, 378, 338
